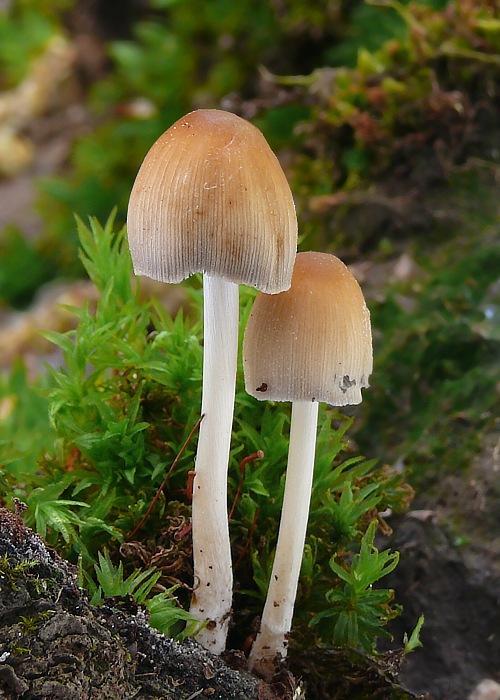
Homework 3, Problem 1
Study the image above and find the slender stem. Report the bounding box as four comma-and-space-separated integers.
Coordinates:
189, 274, 239, 653
127, 416, 203, 541
249, 400, 319, 678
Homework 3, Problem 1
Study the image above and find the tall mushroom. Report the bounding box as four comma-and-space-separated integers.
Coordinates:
243, 251, 372, 678
127, 109, 297, 652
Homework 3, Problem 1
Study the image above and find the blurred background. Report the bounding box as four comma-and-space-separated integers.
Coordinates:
0, 1, 499, 698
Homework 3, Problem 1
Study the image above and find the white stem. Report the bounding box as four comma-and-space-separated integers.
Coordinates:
189, 274, 239, 653
249, 400, 319, 678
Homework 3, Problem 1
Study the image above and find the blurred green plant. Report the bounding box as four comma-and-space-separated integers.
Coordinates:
256, 0, 500, 252
35, 0, 305, 272
33, 0, 499, 273
0, 227, 54, 307
0, 362, 54, 477
0, 2, 68, 88
1, 213, 412, 652
358, 233, 500, 480
2, 0, 497, 280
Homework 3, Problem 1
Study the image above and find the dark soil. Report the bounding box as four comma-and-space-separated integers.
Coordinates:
379, 430, 500, 700
381, 515, 500, 700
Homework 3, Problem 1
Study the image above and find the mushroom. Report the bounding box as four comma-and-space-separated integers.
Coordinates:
127, 109, 297, 652
243, 251, 372, 678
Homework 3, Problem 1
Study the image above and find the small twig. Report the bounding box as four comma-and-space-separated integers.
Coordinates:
127, 415, 204, 541
174, 523, 192, 541
234, 507, 259, 572
185, 690, 205, 700
228, 450, 264, 522
186, 470, 196, 500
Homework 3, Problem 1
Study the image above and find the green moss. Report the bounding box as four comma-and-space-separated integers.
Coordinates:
0, 554, 39, 591
0, 213, 413, 655
18, 609, 55, 635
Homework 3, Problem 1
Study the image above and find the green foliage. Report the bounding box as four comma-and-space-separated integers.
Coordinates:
0, 227, 54, 307
18, 609, 55, 634
262, 0, 500, 251
230, 405, 411, 640
310, 521, 400, 652
0, 214, 411, 652
358, 236, 500, 477
146, 589, 201, 640
35, 0, 280, 269
0, 362, 54, 479
324, 1, 408, 67
19, 213, 203, 567
87, 550, 200, 638
0, 554, 39, 591
0, 4, 64, 88
403, 614, 425, 654
90, 550, 161, 604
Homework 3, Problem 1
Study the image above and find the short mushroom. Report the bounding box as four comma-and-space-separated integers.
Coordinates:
127, 109, 297, 652
243, 251, 372, 678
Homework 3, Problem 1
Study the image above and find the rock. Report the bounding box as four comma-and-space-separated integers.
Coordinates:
0, 507, 290, 699
469, 680, 500, 700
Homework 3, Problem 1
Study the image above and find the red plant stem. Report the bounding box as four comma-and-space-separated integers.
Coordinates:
234, 507, 259, 572
228, 450, 264, 522
186, 470, 196, 500
127, 415, 204, 541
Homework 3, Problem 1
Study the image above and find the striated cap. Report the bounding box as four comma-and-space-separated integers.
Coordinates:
243, 252, 373, 406
127, 109, 297, 294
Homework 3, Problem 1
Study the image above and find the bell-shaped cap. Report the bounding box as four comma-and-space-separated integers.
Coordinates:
127, 109, 297, 294
243, 252, 373, 406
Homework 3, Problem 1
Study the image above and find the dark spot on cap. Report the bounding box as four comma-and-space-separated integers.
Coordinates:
256, 383, 268, 392
340, 375, 356, 393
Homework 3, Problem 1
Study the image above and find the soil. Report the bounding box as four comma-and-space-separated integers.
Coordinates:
382, 431, 500, 700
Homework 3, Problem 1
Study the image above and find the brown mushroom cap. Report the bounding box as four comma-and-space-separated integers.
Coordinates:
127, 109, 297, 294
243, 251, 373, 406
